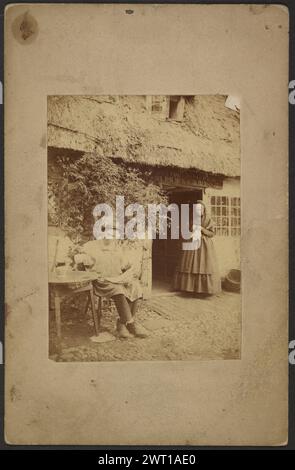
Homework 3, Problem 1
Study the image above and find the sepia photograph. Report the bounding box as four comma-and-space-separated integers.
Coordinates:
48, 94, 241, 362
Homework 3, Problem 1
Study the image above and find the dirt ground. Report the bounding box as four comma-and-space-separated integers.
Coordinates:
49, 290, 241, 362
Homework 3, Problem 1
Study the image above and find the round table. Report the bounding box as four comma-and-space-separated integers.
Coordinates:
49, 271, 99, 339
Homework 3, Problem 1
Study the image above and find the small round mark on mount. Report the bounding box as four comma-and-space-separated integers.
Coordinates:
12, 11, 39, 45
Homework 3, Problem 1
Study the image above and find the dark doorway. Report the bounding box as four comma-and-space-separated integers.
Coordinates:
152, 189, 203, 292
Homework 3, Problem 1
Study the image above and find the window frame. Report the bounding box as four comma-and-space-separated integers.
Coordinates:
210, 195, 240, 237
147, 95, 185, 122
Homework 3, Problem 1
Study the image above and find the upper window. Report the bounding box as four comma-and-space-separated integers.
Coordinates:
151, 96, 166, 113
147, 96, 185, 121
147, 96, 168, 119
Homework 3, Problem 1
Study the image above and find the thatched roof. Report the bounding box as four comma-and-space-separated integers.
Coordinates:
47, 95, 240, 177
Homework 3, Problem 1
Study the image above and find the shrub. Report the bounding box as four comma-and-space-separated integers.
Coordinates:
53, 152, 168, 240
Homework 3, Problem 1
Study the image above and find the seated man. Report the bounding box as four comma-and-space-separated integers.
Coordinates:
75, 238, 148, 339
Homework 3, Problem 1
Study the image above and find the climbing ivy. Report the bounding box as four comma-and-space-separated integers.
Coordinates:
52, 152, 167, 241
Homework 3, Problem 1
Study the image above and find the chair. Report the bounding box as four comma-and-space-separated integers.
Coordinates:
84, 290, 116, 330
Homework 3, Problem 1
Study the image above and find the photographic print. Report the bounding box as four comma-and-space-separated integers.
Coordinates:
47, 94, 241, 362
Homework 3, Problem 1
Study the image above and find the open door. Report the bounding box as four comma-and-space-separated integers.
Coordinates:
152, 189, 203, 293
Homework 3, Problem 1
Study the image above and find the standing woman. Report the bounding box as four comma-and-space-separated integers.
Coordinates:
173, 200, 221, 295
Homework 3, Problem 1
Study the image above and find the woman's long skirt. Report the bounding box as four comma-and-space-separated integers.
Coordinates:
173, 237, 221, 294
